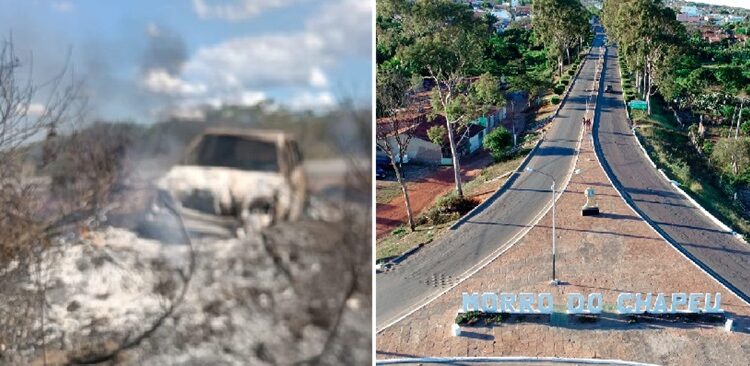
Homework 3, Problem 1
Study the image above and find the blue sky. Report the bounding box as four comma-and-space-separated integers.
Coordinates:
0, 0, 372, 122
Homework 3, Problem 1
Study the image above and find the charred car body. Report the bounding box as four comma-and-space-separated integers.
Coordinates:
143, 128, 307, 238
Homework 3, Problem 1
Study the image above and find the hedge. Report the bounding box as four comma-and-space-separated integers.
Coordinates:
551, 95, 561, 104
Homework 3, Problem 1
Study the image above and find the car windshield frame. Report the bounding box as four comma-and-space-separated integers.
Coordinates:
187, 134, 280, 173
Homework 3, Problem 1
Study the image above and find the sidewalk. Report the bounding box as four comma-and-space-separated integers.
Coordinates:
376, 133, 750, 365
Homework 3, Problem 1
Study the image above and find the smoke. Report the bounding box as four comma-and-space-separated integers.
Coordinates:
141, 24, 188, 77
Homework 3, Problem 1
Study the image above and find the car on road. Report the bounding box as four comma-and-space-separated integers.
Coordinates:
145, 128, 308, 237
605, 84, 613, 93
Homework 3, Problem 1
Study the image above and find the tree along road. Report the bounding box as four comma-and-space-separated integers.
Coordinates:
594, 42, 750, 303
375, 30, 605, 331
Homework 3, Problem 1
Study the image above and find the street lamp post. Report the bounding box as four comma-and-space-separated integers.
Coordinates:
525, 167, 560, 285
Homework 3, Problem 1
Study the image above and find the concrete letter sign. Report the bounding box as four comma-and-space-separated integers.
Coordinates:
518, 293, 536, 313
462, 293, 480, 312
617, 293, 633, 314
482, 292, 499, 313
460, 291, 723, 316
705, 293, 723, 313
567, 293, 586, 313
634, 293, 652, 314
538, 293, 554, 314
587, 293, 603, 314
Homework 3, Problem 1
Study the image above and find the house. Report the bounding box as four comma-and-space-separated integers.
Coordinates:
514, 6, 531, 18
680, 5, 700, 17
725, 15, 745, 24
677, 13, 701, 24
376, 89, 508, 165
701, 27, 729, 43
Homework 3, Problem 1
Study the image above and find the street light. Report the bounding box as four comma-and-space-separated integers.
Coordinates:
525, 167, 560, 286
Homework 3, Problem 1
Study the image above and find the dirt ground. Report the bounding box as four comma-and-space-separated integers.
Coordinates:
376, 98, 530, 240
376, 152, 493, 239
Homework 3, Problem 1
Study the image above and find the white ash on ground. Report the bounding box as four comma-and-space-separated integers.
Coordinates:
6, 217, 370, 365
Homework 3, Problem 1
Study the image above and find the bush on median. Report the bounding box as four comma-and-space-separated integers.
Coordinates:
551, 95, 561, 105
418, 193, 479, 226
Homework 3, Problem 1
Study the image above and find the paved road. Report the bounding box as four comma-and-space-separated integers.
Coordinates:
594, 42, 750, 302
376, 30, 605, 330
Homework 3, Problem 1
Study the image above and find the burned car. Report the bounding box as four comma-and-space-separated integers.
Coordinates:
144, 128, 307, 238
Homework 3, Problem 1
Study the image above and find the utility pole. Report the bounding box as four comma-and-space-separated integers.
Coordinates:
525, 167, 560, 285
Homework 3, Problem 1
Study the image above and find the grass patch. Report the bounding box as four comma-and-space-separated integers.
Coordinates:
375, 148, 530, 260
463, 152, 528, 197
391, 225, 407, 236
376, 181, 403, 204
376, 223, 443, 260
633, 97, 750, 236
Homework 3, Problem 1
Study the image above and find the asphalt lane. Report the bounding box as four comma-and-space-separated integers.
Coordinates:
595, 42, 750, 302
375, 31, 605, 330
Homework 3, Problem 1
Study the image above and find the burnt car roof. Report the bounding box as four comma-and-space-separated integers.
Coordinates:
201, 128, 292, 142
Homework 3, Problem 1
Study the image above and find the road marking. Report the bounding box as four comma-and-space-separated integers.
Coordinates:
376, 43, 603, 334
591, 45, 750, 309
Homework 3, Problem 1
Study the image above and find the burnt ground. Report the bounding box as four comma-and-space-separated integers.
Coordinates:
1, 217, 370, 365
0, 159, 371, 365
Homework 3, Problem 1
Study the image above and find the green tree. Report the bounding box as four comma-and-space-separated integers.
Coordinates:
711, 137, 750, 177
375, 67, 418, 231
604, 0, 688, 114
484, 126, 513, 160
426, 72, 505, 197
533, 0, 589, 78
426, 125, 446, 146
395, 0, 503, 198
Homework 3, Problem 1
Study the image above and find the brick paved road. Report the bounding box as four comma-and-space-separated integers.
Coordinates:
376, 27, 604, 331
376, 114, 750, 366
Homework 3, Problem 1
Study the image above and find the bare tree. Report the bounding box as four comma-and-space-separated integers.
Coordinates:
0, 34, 140, 364
376, 68, 418, 231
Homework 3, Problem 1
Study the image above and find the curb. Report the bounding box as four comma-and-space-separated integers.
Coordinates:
554, 45, 593, 119
376, 357, 659, 366
377, 37, 600, 333
390, 242, 425, 264
449, 138, 542, 230
631, 124, 745, 242
591, 45, 750, 308
616, 58, 632, 121
451, 43, 593, 231
617, 58, 745, 242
